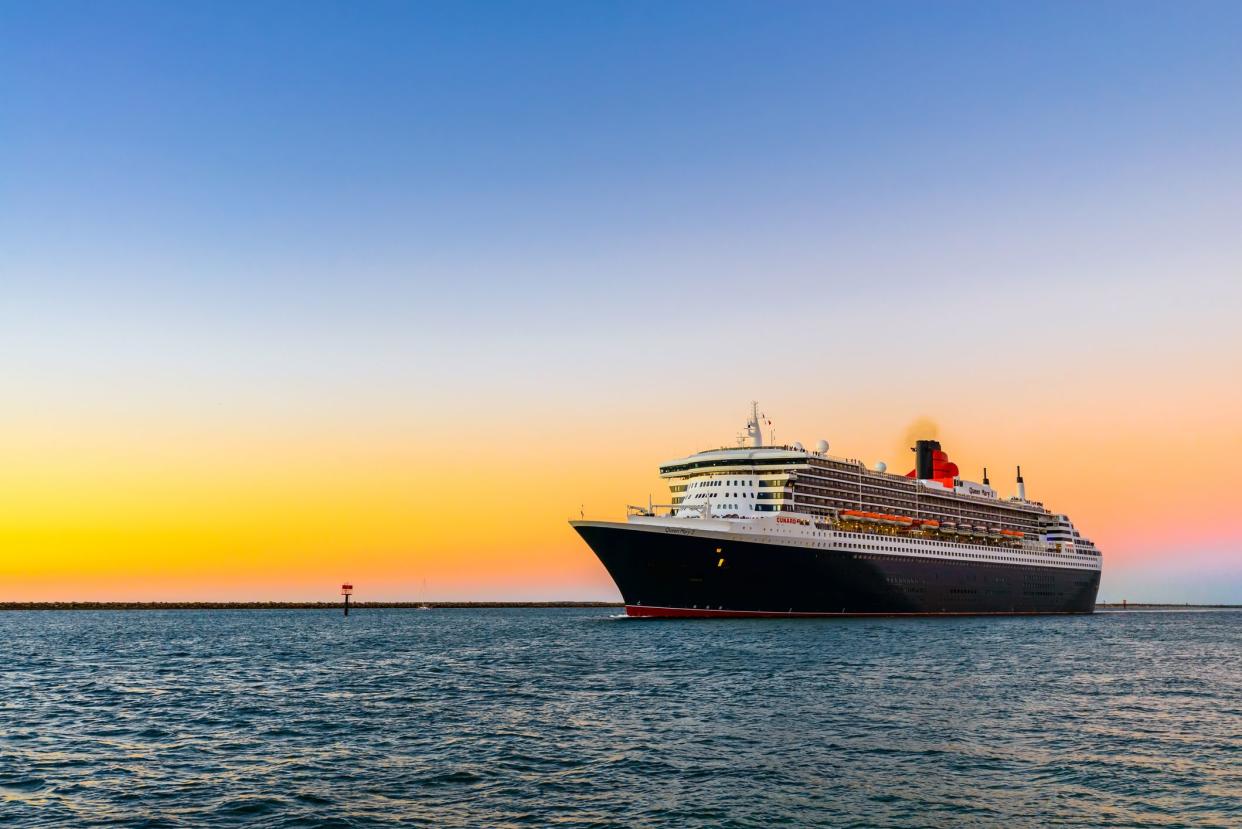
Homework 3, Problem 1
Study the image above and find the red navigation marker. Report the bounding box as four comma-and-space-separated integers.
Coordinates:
341, 583, 353, 616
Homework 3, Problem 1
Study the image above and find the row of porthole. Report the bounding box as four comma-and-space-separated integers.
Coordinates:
833, 542, 1096, 569
745, 530, 1095, 568
835, 531, 1075, 557
714, 526, 1098, 567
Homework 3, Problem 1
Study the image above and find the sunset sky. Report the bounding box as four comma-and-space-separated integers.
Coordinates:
3, 1, 1240, 602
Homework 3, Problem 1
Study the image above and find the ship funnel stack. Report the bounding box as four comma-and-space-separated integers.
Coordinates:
982, 467, 990, 486
913, 440, 941, 479
906, 440, 960, 488
1016, 466, 1026, 501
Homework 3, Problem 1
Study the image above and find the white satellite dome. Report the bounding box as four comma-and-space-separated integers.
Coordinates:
875, 461, 888, 473
816, 439, 829, 453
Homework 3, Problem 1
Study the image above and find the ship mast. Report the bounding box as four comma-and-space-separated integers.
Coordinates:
746, 401, 764, 448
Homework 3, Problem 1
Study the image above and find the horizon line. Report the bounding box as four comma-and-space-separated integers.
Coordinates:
3, 602, 1240, 612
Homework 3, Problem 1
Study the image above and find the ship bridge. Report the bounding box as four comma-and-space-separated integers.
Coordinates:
661, 447, 809, 518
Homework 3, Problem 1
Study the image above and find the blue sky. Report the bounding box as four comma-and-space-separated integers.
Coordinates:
6, 1, 1240, 303
6, 2, 1238, 377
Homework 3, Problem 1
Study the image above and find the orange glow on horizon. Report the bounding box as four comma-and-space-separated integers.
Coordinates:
3, 385, 1239, 602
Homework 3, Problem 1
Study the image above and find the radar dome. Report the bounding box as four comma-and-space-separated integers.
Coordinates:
875, 461, 888, 473
816, 439, 829, 453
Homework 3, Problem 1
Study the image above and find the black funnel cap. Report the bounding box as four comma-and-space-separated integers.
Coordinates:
913, 439, 941, 480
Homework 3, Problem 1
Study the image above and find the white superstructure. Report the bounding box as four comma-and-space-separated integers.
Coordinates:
626, 405, 1102, 574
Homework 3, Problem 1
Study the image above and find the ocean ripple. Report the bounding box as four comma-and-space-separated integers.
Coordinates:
0, 609, 1238, 827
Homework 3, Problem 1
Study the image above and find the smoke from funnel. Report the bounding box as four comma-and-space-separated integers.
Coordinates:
901, 417, 940, 455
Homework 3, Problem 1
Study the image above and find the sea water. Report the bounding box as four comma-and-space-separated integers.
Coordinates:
1, 608, 1238, 827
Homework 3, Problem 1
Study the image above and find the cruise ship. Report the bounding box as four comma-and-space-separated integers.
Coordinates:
572, 404, 1102, 617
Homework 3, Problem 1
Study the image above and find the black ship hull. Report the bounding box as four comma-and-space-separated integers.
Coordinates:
575, 522, 1100, 617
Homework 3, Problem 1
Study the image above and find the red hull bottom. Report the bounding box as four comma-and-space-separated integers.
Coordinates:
624, 605, 1083, 619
